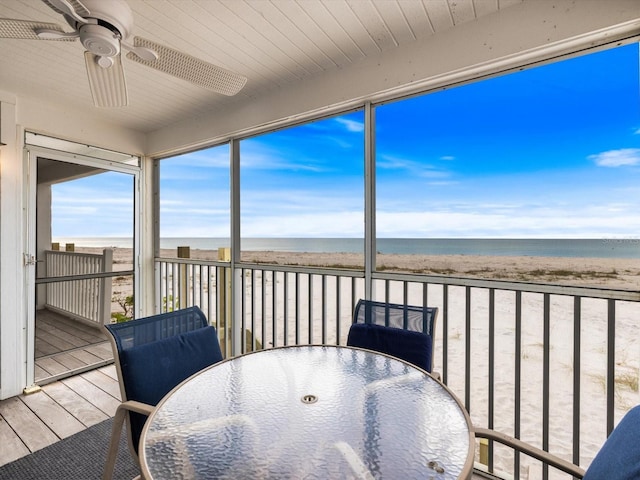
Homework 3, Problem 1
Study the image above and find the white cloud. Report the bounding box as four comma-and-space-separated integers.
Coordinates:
377, 154, 449, 178
427, 181, 459, 186
239, 143, 328, 172
440, 155, 455, 161
589, 148, 640, 167
242, 211, 364, 237
419, 170, 450, 179
335, 118, 364, 133
375, 207, 640, 238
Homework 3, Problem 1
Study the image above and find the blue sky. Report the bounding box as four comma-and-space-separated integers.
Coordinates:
54, 43, 640, 239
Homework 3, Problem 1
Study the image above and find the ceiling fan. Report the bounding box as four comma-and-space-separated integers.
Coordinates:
0, 0, 247, 107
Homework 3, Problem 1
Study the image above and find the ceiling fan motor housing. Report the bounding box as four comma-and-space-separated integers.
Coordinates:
79, 23, 120, 58
65, 0, 134, 60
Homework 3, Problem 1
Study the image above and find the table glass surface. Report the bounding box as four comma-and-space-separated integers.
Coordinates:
141, 345, 472, 480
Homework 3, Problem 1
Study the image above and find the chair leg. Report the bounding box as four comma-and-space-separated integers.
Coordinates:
103, 406, 128, 480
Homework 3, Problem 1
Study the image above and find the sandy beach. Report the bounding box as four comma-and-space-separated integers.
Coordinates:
95, 243, 640, 290
239, 250, 640, 290
76, 245, 639, 478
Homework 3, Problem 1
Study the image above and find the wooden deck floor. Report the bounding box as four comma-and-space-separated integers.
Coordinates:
35, 308, 114, 385
0, 364, 121, 467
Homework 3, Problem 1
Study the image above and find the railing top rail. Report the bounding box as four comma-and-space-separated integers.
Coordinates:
35, 270, 134, 285
155, 256, 224, 267
155, 257, 366, 278
45, 249, 111, 259
238, 262, 365, 278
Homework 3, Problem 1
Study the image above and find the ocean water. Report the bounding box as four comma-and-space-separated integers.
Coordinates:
56, 237, 640, 259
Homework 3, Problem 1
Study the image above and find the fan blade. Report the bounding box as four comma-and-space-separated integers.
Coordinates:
0, 19, 75, 40
126, 36, 247, 96
84, 52, 129, 107
42, 0, 91, 22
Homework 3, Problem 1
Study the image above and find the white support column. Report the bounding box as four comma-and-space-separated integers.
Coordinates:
139, 155, 154, 318
364, 102, 376, 301
229, 138, 242, 357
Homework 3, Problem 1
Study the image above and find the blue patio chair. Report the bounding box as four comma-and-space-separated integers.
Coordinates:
102, 306, 223, 480
474, 404, 640, 479
347, 299, 438, 373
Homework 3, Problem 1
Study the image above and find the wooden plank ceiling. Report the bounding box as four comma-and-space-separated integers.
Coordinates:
0, 0, 522, 133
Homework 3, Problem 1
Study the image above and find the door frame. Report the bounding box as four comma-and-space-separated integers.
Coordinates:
24, 143, 141, 387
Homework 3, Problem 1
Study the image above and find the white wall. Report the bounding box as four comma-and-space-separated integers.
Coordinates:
146, 0, 640, 156
0, 94, 26, 399
15, 95, 146, 157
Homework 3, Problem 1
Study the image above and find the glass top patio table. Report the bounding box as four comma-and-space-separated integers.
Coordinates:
139, 345, 474, 480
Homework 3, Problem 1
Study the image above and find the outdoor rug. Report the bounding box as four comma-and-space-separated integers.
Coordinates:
0, 418, 139, 480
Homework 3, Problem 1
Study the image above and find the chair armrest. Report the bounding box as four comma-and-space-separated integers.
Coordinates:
119, 400, 155, 416
474, 427, 586, 478
104, 400, 155, 480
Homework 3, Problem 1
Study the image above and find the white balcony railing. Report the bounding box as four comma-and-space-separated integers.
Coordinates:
45, 249, 113, 327
155, 256, 640, 480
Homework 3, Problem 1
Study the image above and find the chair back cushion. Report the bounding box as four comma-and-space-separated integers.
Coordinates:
583, 405, 640, 480
347, 322, 433, 372
118, 325, 223, 452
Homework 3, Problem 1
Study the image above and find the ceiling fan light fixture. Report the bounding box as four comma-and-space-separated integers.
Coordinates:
96, 55, 114, 68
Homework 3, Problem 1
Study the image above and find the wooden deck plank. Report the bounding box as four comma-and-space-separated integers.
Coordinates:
35, 348, 114, 385
68, 348, 103, 366
42, 382, 109, 428
81, 369, 122, 400
34, 364, 48, 381
34, 337, 60, 357
36, 357, 70, 377
0, 368, 123, 467
98, 364, 118, 381
61, 376, 120, 417
20, 390, 85, 439
44, 311, 107, 343
0, 417, 30, 467
36, 309, 106, 345
34, 310, 112, 384
84, 342, 114, 361
49, 351, 89, 371
36, 321, 88, 350
0, 397, 58, 452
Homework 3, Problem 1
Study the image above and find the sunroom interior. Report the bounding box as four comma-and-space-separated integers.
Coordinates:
1, 0, 639, 478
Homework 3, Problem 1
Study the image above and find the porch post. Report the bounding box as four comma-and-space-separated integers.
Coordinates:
99, 248, 113, 326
